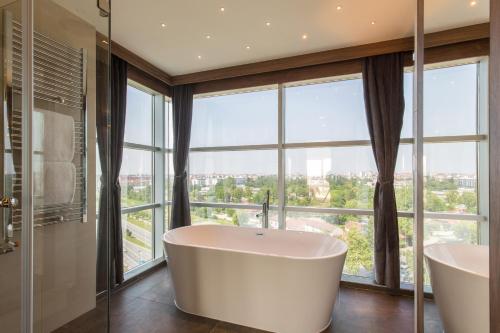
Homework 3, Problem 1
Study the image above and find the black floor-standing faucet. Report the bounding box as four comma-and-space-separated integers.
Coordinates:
256, 190, 270, 229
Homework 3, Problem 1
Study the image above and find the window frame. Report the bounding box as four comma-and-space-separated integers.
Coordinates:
186, 57, 489, 285
121, 79, 168, 279
188, 85, 281, 228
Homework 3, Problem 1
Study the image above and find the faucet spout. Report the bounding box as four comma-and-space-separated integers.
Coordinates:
262, 190, 270, 228
256, 190, 270, 228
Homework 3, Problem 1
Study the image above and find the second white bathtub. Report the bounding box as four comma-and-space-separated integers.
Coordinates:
163, 224, 347, 333
425, 243, 489, 333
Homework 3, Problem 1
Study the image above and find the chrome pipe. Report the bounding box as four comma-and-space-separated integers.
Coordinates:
256, 190, 270, 228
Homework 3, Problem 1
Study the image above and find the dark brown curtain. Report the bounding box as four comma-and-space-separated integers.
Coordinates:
362, 52, 406, 289
97, 53, 128, 291
170, 85, 194, 229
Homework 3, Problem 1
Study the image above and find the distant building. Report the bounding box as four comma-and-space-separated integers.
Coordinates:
456, 177, 476, 188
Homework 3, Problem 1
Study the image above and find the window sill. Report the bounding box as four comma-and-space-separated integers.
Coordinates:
123, 256, 165, 282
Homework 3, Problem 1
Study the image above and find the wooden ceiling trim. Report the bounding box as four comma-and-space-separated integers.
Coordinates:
192, 59, 362, 94
193, 38, 489, 95
174, 23, 490, 86
128, 64, 171, 97
97, 32, 173, 86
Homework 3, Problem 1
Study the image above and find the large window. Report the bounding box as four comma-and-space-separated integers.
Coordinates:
403, 63, 487, 285
165, 99, 173, 233
188, 60, 488, 287
190, 88, 279, 228
120, 82, 169, 275
283, 77, 413, 279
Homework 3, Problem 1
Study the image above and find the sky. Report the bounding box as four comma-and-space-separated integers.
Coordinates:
121, 63, 480, 177
124, 85, 153, 146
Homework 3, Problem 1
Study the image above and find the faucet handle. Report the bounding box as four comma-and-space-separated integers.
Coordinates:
0, 196, 18, 208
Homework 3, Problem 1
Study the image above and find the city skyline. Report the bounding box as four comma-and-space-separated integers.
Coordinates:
121, 64, 479, 178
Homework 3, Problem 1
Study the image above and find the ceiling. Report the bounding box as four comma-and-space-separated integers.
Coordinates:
56, 0, 489, 76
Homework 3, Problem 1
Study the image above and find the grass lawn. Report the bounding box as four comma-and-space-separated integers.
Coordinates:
125, 234, 151, 249
127, 216, 151, 230
191, 214, 234, 226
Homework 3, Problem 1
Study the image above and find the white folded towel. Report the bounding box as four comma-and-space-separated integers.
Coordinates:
38, 162, 76, 206
33, 154, 44, 202
33, 109, 75, 162
32, 109, 77, 207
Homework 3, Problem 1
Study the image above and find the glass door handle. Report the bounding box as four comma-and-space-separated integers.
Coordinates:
0, 196, 18, 208
0, 195, 18, 254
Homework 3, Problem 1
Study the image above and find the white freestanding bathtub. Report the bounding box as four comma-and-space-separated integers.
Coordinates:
163, 224, 347, 333
424, 243, 489, 333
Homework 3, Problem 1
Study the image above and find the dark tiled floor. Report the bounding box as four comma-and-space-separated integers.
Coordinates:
56, 266, 443, 333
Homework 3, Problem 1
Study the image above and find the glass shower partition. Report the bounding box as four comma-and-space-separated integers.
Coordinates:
0, 0, 111, 331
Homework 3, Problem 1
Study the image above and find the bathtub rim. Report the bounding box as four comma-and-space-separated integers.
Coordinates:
173, 299, 333, 333
164, 224, 348, 261
424, 243, 489, 279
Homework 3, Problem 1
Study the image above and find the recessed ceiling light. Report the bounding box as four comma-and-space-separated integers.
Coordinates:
371, 21, 376, 25
197, 55, 202, 59
220, 7, 225, 12
266, 22, 271, 26
470, 0, 477, 6
245, 45, 251, 50
206, 34, 212, 39
102, 40, 109, 45
302, 34, 308, 40
161, 23, 167, 28
336, 5, 342, 11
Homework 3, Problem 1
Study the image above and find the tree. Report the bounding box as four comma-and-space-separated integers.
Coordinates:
244, 186, 253, 201
214, 181, 225, 202
344, 227, 373, 276
453, 221, 477, 244
232, 187, 244, 202
445, 190, 460, 211
399, 218, 413, 246
232, 214, 239, 226
125, 183, 153, 206
327, 175, 374, 210
226, 208, 236, 218
426, 177, 457, 191
395, 185, 413, 211
245, 176, 278, 204
285, 176, 311, 206
461, 192, 477, 213
425, 191, 447, 212
192, 207, 209, 220
201, 207, 208, 218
